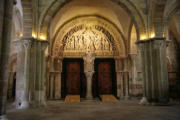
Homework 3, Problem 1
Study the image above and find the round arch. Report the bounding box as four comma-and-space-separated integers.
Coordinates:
163, 0, 180, 36
39, 0, 146, 41
51, 15, 126, 58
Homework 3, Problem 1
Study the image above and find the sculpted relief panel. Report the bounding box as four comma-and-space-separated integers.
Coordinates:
53, 16, 125, 57
64, 26, 113, 53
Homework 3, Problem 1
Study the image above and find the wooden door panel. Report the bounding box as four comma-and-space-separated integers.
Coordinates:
98, 62, 112, 94
66, 62, 81, 94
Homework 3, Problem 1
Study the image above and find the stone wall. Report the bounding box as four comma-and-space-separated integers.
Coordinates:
167, 32, 180, 98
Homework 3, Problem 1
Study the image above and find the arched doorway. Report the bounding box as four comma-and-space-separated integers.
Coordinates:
45, 0, 145, 100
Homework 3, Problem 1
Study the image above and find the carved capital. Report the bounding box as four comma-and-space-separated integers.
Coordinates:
39, 41, 49, 51
13, 40, 23, 52
129, 53, 137, 60
22, 40, 33, 50
152, 39, 166, 49
85, 71, 94, 77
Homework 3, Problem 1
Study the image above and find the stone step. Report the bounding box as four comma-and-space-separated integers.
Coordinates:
100, 95, 118, 102
65, 95, 80, 103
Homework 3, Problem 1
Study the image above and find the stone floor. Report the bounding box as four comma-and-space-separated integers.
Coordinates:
6, 100, 180, 120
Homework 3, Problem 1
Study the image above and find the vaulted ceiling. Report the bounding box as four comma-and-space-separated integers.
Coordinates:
50, 0, 132, 40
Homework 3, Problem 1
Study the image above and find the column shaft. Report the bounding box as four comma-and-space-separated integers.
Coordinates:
123, 59, 130, 99
85, 72, 94, 99
14, 39, 33, 109
137, 38, 169, 104
0, 0, 14, 119
115, 58, 124, 99
34, 40, 48, 107
84, 51, 95, 99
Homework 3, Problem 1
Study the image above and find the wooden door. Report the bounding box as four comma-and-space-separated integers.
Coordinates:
66, 62, 81, 95
98, 62, 112, 94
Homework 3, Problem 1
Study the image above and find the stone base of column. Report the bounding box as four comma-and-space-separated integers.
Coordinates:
124, 95, 130, 100
31, 101, 47, 108
32, 90, 47, 108
139, 97, 149, 105
15, 90, 29, 109
120, 95, 124, 100
15, 101, 29, 109
0, 115, 8, 120
86, 96, 93, 100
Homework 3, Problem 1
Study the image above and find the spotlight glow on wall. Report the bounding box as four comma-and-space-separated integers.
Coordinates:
20, 32, 23, 37
150, 33, 155, 38
40, 35, 46, 40
32, 33, 37, 38
140, 34, 147, 40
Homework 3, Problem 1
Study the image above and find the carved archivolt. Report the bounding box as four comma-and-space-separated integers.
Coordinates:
52, 16, 126, 57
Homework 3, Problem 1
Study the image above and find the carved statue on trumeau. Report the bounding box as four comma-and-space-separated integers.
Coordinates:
84, 51, 95, 72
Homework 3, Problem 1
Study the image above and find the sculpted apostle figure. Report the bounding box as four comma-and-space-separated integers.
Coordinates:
84, 51, 95, 72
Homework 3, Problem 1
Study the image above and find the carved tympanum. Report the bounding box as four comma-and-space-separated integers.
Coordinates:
64, 26, 113, 52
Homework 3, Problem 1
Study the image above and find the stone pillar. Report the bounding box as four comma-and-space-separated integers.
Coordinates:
136, 42, 148, 104
115, 58, 124, 99
84, 51, 95, 99
129, 54, 138, 96
54, 58, 62, 99
120, 72, 124, 99
0, 0, 14, 119
34, 40, 48, 107
85, 71, 94, 99
137, 38, 169, 105
14, 38, 33, 109
123, 58, 130, 99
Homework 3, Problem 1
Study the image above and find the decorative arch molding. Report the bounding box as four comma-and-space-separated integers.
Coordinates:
163, 0, 180, 36
52, 16, 126, 58
127, 20, 134, 53
39, 0, 146, 40
164, 0, 180, 23
12, 6, 23, 39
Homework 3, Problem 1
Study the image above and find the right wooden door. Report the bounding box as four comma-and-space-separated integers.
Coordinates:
98, 62, 113, 94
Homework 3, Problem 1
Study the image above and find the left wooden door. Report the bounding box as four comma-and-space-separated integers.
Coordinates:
66, 61, 81, 95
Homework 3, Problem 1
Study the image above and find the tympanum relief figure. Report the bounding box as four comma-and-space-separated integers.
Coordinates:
64, 26, 113, 53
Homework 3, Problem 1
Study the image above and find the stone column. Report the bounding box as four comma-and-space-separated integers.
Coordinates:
124, 58, 130, 99
129, 54, 138, 96
14, 38, 33, 109
0, 0, 14, 119
50, 56, 55, 72
120, 72, 124, 99
54, 57, 63, 99
34, 40, 48, 107
85, 71, 94, 99
115, 58, 124, 99
137, 38, 169, 105
136, 43, 148, 104
84, 51, 95, 99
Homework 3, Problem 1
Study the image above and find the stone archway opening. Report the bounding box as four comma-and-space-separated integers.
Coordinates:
46, 0, 145, 101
